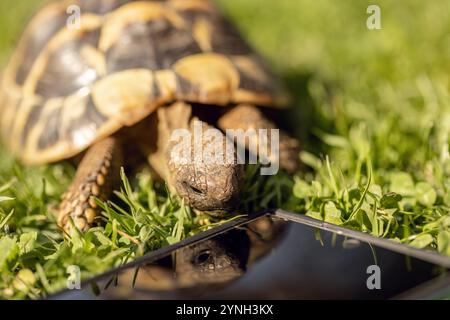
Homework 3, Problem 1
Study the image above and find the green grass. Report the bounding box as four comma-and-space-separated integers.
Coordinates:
216, 0, 450, 253
0, 0, 44, 65
0, 148, 292, 299
1, 0, 450, 299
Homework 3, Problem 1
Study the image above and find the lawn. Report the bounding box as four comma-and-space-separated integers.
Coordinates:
0, 0, 449, 299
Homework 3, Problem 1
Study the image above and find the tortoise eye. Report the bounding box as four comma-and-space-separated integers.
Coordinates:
182, 181, 204, 196
194, 250, 212, 265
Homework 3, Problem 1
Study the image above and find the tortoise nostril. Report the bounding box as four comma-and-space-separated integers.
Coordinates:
182, 181, 204, 196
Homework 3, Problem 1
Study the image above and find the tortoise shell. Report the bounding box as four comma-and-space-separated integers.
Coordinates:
0, 0, 286, 165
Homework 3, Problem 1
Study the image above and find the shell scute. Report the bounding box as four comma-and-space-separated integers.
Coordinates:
2, 0, 285, 164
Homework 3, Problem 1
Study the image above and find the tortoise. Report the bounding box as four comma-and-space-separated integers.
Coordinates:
0, 0, 300, 233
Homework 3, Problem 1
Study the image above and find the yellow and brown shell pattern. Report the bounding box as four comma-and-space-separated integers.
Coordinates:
0, 0, 286, 165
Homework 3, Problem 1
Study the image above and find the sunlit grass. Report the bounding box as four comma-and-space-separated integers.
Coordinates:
217, 0, 450, 254
0, 149, 292, 299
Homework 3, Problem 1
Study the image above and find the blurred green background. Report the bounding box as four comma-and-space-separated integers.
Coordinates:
2, 0, 449, 155
1, 0, 449, 126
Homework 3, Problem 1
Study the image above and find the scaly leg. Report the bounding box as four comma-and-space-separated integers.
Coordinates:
217, 104, 300, 174
58, 137, 123, 233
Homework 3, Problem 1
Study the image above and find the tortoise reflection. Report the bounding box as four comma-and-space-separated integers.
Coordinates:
104, 217, 286, 298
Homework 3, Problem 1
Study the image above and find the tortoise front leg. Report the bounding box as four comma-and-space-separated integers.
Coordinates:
217, 104, 300, 174
58, 137, 123, 233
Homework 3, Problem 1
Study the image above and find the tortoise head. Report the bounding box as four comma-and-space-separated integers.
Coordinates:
172, 161, 244, 216
167, 118, 244, 216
